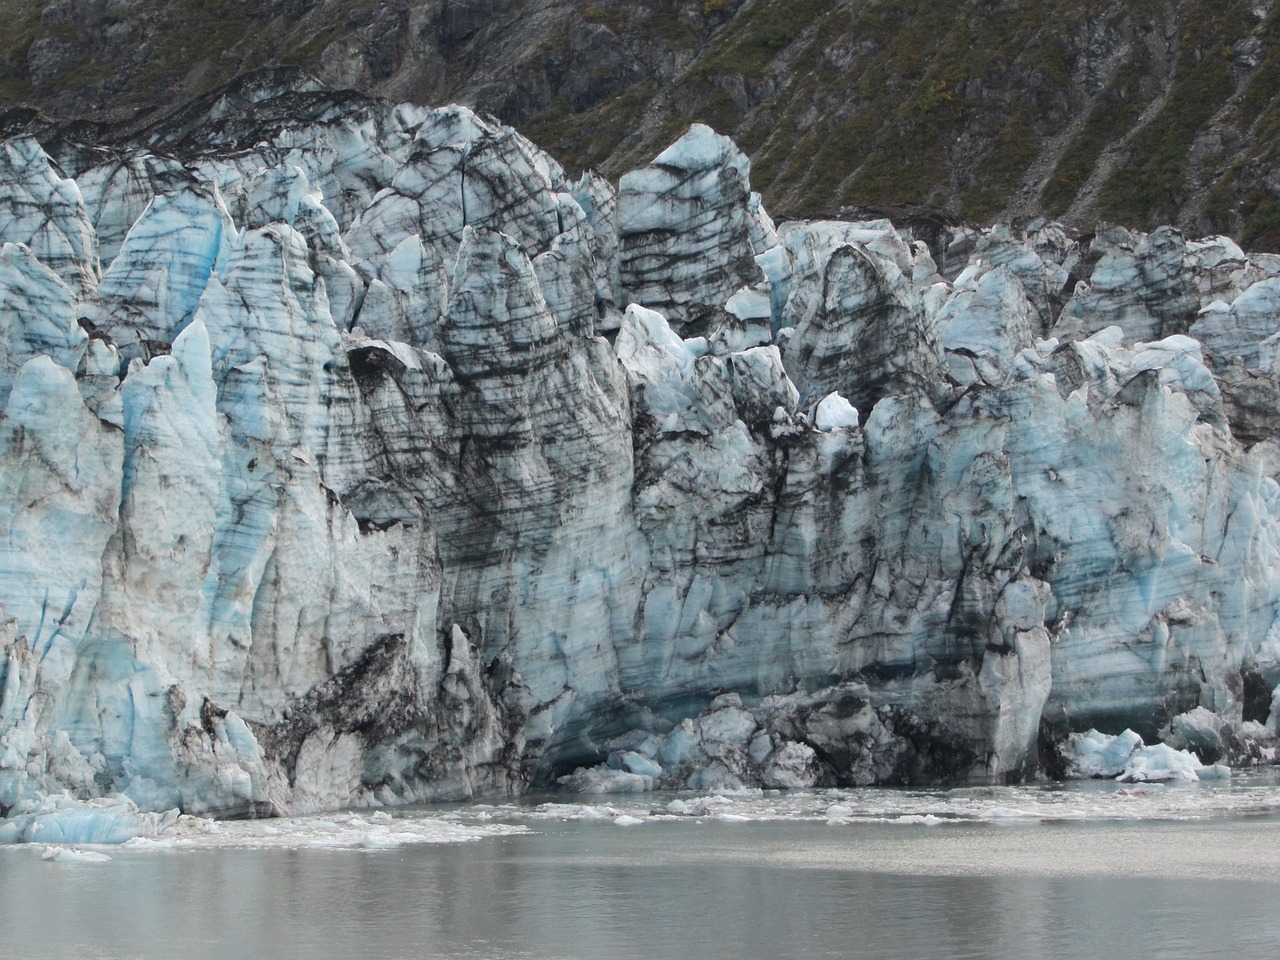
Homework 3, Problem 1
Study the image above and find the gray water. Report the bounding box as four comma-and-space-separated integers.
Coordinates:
3, 778, 1279, 960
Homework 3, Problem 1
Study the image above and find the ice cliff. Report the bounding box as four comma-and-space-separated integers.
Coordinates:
2, 86, 1280, 819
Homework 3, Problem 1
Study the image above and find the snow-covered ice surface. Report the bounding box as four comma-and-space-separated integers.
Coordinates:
3, 82, 1280, 823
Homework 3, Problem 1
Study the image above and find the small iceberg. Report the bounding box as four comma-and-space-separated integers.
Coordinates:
41, 846, 112, 863
1059, 729, 1231, 783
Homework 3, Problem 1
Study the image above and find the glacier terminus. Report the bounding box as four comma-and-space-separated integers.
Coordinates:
1, 76, 1280, 834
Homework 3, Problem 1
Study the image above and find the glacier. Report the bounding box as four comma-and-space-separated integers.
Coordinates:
1, 80, 1280, 825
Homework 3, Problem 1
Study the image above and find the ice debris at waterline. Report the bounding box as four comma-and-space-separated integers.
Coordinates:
0, 793, 524, 848
426, 771, 1280, 827
2, 80, 1280, 823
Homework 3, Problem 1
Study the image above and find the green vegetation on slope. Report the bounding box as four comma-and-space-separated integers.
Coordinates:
1097, 1, 1256, 228
4, 0, 1280, 244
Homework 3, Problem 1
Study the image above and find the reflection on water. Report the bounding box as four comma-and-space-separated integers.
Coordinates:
3, 781, 1280, 960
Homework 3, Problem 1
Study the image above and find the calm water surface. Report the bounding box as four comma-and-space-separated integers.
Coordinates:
3, 777, 1279, 960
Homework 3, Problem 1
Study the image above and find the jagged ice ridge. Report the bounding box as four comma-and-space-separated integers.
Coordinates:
1, 87, 1280, 826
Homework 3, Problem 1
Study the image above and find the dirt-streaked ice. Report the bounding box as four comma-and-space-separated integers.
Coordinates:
1, 85, 1279, 827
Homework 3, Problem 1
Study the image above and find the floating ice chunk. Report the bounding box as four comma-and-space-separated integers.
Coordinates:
124, 837, 176, 849
1116, 743, 1213, 783
825, 803, 853, 819
116, 810, 526, 850
538, 804, 615, 820
1060, 729, 1145, 779
814, 392, 859, 431
41, 846, 112, 862
658, 795, 744, 818
1061, 729, 1229, 783
890, 814, 945, 826
1197, 763, 1232, 780
979, 807, 1035, 820
613, 815, 644, 826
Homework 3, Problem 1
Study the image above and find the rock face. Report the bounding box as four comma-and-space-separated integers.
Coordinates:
2, 84, 1280, 818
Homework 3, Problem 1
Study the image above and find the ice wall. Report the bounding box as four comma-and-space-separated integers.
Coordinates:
1, 91, 1279, 817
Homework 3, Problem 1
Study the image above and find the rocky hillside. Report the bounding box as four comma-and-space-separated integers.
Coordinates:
3, 2, 1280, 239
